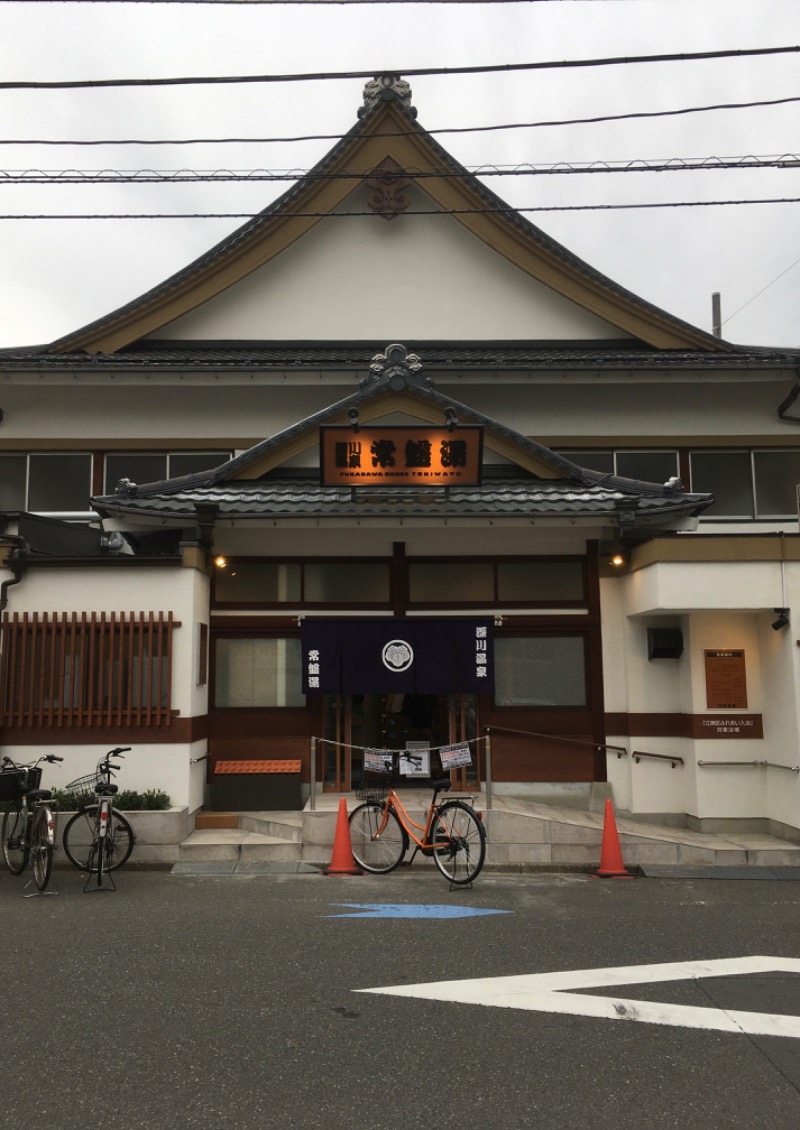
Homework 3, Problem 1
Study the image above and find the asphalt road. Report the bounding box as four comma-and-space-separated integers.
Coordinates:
2, 865, 800, 1130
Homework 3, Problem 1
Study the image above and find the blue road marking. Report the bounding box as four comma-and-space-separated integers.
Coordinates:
326, 903, 511, 919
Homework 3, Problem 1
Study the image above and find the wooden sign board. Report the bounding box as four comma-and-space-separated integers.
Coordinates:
704, 649, 747, 709
320, 426, 483, 486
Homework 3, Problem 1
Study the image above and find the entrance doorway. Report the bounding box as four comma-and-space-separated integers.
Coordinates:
322, 693, 478, 791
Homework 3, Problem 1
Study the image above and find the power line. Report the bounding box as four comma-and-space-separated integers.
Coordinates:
4, 155, 800, 184
3, 94, 798, 148
722, 254, 800, 327
2, 46, 799, 91
3, 197, 800, 219
9, 0, 589, 5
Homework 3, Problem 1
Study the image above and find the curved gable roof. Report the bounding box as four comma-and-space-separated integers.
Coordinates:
50, 78, 732, 356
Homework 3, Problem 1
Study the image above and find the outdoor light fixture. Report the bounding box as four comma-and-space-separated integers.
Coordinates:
214, 556, 227, 569
444, 407, 458, 432
772, 608, 790, 631
610, 552, 626, 567
347, 407, 360, 432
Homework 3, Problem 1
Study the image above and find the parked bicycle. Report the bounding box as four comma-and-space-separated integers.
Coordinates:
349, 751, 486, 885
62, 747, 135, 886
1, 754, 63, 893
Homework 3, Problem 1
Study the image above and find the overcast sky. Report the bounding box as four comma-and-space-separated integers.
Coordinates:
1, 0, 799, 350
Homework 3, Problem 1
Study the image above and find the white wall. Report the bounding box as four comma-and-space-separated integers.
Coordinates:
0, 561, 209, 809
151, 201, 627, 344
603, 562, 800, 831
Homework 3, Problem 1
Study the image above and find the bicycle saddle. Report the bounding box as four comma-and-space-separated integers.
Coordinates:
26, 788, 52, 802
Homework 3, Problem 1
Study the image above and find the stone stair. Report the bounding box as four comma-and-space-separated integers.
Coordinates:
180, 811, 303, 864
176, 796, 800, 872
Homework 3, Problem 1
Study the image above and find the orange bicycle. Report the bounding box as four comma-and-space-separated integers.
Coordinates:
348, 751, 486, 885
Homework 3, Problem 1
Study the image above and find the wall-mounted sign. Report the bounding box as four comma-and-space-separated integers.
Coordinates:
691, 715, 763, 739
704, 649, 747, 709
320, 426, 483, 486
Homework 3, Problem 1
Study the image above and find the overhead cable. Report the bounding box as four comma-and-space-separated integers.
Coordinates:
3, 155, 800, 184
3, 94, 799, 147
3, 197, 800, 219
1, 46, 799, 91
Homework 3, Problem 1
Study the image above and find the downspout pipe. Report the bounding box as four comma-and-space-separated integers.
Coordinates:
777, 366, 800, 423
0, 537, 28, 612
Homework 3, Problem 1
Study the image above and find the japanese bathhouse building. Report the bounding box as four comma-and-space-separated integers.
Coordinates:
2, 74, 800, 839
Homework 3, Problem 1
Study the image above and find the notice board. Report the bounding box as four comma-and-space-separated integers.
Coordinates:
704, 649, 747, 709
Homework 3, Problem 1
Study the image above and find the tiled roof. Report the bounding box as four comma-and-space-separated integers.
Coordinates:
92, 474, 711, 524
1, 343, 797, 372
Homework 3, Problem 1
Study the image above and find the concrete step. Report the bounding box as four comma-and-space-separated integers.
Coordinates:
179, 829, 302, 863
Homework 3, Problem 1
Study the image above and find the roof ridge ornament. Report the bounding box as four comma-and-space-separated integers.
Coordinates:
359, 73, 417, 118
362, 343, 432, 390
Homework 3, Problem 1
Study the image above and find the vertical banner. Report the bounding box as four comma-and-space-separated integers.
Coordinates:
301, 618, 494, 694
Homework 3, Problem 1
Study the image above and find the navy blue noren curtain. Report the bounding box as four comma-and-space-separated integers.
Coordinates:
301, 618, 493, 694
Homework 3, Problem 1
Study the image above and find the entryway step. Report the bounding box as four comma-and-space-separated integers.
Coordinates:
179, 829, 303, 863
195, 812, 239, 830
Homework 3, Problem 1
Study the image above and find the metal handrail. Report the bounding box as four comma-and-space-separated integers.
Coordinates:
483, 724, 628, 758
633, 750, 683, 768
698, 759, 800, 773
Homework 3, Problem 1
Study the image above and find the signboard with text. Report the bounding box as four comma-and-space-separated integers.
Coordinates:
320, 426, 483, 486
704, 649, 748, 709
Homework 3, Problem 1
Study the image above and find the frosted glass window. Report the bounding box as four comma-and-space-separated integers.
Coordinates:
304, 563, 390, 603
409, 564, 494, 602
495, 636, 586, 706
28, 455, 92, 511
497, 562, 584, 602
214, 638, 304, 707
690, 452, 753, 517
754, 451, 800, 517
214, 563, 301, 603
105, 455, 166, 492
559, 451, 614, 474
615, 451, 678, 484
169, 452, 228, 477
0, 456, 26, 510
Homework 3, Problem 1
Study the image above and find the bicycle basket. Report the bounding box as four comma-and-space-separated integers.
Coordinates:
0, 767, 42, 802
355, 767, 393, 803
63, 771, 100, 806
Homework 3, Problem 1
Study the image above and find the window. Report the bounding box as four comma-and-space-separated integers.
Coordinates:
409, 563, 494, 602
0, 454, 93, 512
753, 451, 800, 517
104, 451, 229, 493
304, 563, 390, 603
494, 636, 587, 706
559, 450, 678, 483
689, 449, 800, 519
614, 451, 679, 484
689, 452, 753, 517
214, 638, 305, 708
0, 611, 175, 728
497, 561, 584, 602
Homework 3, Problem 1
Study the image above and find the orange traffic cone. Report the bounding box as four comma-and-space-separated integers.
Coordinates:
324, 797, 362, 876
592, 799, 634, 879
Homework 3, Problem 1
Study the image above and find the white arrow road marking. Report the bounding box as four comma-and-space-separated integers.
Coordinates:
355, 955, 800, 1038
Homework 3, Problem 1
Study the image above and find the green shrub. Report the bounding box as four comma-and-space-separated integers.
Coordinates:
52, 786, 171, 811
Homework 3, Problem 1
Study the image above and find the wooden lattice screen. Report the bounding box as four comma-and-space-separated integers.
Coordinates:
0, 611, 176, 728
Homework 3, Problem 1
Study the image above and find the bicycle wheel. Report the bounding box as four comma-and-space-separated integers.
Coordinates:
31, 807, 54, 892
62, 806, 134, 872
430, 801, 486, 885
2, 803, 28, 875
349, 803, 407, 874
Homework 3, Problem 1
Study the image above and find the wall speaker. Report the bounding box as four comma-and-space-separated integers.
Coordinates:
647, 628, 683, 660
